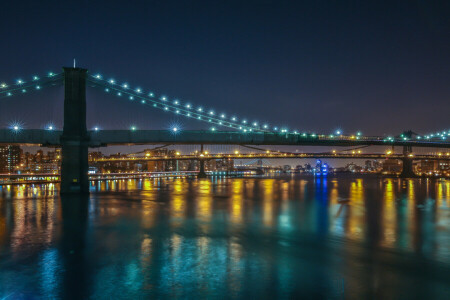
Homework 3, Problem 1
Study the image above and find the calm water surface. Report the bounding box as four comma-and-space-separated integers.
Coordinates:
1, 175, 450, 299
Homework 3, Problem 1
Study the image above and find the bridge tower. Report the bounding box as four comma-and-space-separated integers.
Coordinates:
60, 67, 90, 193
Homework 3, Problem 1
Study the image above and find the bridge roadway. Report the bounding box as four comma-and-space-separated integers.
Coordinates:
94, 152, 450, 162
1, 129, 450, 148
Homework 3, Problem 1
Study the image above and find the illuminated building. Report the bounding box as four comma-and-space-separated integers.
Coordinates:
0, 146, 22, 173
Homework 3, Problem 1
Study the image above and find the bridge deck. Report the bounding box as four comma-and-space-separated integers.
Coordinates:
1, 129, 450, 148
94, 153, 450, 162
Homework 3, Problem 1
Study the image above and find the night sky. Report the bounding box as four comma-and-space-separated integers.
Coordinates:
0, 0, 449, 138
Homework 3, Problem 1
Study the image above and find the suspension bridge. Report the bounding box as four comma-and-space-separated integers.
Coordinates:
1, 67, 449, 193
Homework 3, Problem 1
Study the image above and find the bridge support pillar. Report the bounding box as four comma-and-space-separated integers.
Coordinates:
400, 158, 415, 178
400, 146, 415, 178
60, 67, 90, 194
198, 159, 207, 178
197, 144, 207, 178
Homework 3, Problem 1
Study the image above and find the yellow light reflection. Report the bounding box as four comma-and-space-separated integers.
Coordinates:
381, 179, 397, 247
347, 179, 364, 240
262, 179, 274, 227
170, 179, 186, 228
230, 180, 243, 225
197, 180, 212, 232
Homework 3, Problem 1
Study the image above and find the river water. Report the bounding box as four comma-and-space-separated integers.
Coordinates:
1, 175, 450, 299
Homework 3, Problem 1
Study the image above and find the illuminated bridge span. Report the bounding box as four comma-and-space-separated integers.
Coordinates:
1, 67, 449, 193
93, 152, 450, 162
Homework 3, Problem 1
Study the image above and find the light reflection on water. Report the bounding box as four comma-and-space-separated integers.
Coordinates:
0, 175, 450, 298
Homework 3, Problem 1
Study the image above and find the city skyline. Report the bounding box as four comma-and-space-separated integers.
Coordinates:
2, 145, 449, 178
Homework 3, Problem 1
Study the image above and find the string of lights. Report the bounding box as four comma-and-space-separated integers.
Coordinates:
88, 73, 285, 133
0, 72, 63, 99
420, 129, 450, 141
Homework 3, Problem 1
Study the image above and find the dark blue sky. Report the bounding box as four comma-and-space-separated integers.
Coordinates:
0, 0, 449, 137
